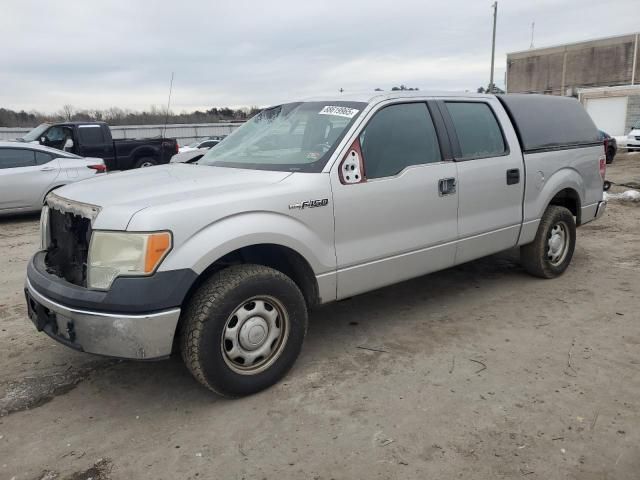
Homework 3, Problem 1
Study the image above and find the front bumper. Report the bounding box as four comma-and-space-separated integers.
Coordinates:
25, 277, 180, 360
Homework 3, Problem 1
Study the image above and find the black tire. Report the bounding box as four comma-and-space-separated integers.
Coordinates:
180, 264, 308, 397
133, 157, 158, 168
520, 205, 576, 279
606, 147, 615, 164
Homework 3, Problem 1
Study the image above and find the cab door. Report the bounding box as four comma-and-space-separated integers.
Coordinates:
75, 124, 113, 162
331, 101, 459, 299
436, 99, 525, 264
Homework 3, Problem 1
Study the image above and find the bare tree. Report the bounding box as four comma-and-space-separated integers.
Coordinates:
61, 104, 75, 121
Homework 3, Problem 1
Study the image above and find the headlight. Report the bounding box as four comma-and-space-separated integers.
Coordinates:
87, 231, 172, 290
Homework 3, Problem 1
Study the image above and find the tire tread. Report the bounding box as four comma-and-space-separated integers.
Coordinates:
180, 264, 306, 397
521, 205, 575, 279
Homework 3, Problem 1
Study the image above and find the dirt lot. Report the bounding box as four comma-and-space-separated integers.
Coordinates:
1, 154, 639, 480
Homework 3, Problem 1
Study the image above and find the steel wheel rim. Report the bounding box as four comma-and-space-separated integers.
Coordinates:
221, 295, 289, 375
140, 161, 154, 167
547, 221, 569, 266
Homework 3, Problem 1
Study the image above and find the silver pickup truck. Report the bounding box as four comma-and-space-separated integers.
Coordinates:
25, 92, 607, 396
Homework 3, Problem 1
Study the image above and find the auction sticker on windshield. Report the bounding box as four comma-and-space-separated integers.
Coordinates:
319, 106, 359, 118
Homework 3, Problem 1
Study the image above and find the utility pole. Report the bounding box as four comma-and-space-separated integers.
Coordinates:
530, 21, 535, 49
489, 1, 498, 93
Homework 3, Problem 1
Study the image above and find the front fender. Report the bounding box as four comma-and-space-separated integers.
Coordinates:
159, 211, 336, 276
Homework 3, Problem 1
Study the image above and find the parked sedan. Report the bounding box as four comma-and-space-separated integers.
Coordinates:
599, 130, 617, 164
627, 120, 640, 152
172, 136, 226, 163
178, 136, 226, 153
0, 142, 105, 215
170, 149, 208, 164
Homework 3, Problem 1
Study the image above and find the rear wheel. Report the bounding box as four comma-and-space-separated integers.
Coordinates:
520, 205, 576, 279
134, 157, 157, 168
180, 264, 308, 397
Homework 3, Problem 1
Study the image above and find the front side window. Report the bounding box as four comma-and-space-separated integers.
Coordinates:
198, 101, 366, 172
0, 148, 36, 169
445, 102, 506, 159
45, 126, 67, 142
359, 103, 442, 179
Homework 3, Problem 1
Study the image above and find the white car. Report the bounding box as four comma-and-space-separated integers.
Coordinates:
0, 142, 105, 215
170, 149, 208, 164
627, 120, 640, 152
178, 138, 222, 153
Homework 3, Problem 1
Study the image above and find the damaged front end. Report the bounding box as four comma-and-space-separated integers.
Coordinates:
42, 193, 101, 287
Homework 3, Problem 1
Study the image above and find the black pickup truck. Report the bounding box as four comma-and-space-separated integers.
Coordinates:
17, 122, 178, 171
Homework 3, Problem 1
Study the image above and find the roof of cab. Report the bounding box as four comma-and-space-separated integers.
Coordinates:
299, 90, 495, 104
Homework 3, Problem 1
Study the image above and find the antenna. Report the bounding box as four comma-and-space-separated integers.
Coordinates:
530, 21, 535, 49
163, 72, 174, 138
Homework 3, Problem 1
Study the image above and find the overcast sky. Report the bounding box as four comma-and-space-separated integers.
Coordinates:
1, 0, 638, 113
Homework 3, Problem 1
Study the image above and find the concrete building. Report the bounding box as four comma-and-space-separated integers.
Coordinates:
506, 32, 639, 97
506, 33, 640, 137
578, 85, 640, 136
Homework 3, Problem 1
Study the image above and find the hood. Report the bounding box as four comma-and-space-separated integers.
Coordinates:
55, 164, 292, 229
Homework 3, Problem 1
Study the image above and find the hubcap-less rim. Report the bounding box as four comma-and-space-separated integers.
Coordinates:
547, 221, 569, 266
221, 296, 289, 375
140, 161, 154, 167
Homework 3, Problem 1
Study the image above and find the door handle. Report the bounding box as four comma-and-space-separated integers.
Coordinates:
439, 177, 456, 196
40, 166, 56, 171
506, 168, 520, 185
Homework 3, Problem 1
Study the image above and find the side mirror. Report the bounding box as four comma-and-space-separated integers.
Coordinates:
40, 136, 47, 144
339, 138, 366, 185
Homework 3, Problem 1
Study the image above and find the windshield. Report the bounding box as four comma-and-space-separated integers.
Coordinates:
187, 141, 201, 148
20, 123, 51, 142
198, 101, 366, 172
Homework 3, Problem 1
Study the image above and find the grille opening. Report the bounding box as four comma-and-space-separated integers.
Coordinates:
44, 208, 92, 286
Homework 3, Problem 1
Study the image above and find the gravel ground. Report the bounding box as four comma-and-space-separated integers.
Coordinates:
0, 153, 639, 480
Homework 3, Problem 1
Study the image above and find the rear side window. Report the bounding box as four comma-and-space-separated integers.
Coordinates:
35, 151, 54, 165
445, 102, 506, 159
77, 125, 105, 145
0, 148, 36, 169
360, 103, 441, 179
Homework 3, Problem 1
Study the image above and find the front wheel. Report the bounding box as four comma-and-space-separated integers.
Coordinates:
520, 205, 576, 279
180, 264, 308, 397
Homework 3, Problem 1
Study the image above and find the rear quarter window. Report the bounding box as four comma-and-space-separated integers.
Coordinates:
77, 125, 106, 145
35, 151, 54, 165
